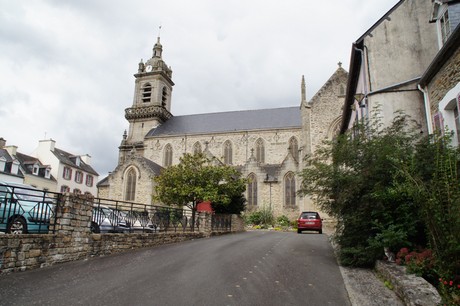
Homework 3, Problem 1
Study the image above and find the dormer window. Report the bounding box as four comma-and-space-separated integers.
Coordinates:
75, 156, 81, 167
33, 164, 39, 176
45, 167, 51, 179
433, 3, 452, 48
142, 83, 152, 103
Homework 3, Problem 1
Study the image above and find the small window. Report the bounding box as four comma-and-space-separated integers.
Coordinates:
75, 171, 83, 184
45, 167, 51, 179
63, 167, 72, 180
255, 138, 265, 163
86, 175, 94, 187
124, 168, 136, 201
164, 144, 173, 167
289, 137, 299, 162
142, 83, 152, 103
247, 173, 258, 207
284, 172, 296, 207
60, 185, 70, 193
33, 164, 39, 175
223, 140, 232, 165
193, 142, 202, 155
440, 9, 451, 45
73, 188, 81, 195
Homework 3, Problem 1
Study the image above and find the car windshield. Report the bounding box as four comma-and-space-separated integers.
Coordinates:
300, 212, 318, 219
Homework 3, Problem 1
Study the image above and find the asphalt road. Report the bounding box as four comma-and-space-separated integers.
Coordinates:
0, 231, 350, 306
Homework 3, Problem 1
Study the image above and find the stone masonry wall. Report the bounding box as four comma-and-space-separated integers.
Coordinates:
428, 46, 460, 114
0, 194, 243, 274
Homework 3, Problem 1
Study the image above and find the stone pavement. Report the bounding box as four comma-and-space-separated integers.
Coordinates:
340, 264, 404, 306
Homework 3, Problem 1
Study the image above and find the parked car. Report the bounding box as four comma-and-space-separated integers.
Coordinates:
121, 210, 158, 233
297, 211, 322, 234
91, 205, 129, 233
0, 182, 55, 234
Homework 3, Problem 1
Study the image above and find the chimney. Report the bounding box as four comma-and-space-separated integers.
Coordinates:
80, 154, 91, 165
0, 138, 6, 148
5, 145, 18, 156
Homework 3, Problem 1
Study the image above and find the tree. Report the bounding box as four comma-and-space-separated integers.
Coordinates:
298, 112, 425, 267
153, 153, 246, 214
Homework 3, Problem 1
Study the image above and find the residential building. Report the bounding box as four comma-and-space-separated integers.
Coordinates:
33, 139, 99, 196
98, 38, 348, 219
0, 137, 57, 190
0, 138, 23, 184
419, 3, 460, 145
340, 0, 439, 134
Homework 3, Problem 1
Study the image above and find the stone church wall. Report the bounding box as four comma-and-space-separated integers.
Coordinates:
143, 128, 303, 218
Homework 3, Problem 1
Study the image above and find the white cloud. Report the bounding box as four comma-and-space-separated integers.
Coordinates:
0, 0, 398, 178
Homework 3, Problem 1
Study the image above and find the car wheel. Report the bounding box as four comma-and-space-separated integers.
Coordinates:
319, 229, 322, 234
7, 217, 27, 234
90, 222, 100, 233
297, 229, 301, 234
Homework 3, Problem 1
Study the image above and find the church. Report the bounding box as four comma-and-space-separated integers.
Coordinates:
97, 37, 348, 219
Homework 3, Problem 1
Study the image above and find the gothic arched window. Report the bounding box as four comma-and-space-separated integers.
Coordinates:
162, 87, 168, 106
142, 83, 152, 103
289, 137, 299, 162
247, 173, 258, 207
125, 168, 137, 201
223, 140, 232, 165
164, 144, 173, 167
255, 138, 265, 163
193, 142, 202, 155
284, 172, 296, 207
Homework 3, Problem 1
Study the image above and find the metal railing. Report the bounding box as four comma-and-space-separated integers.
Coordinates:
211, 214, 232, 232
0, 183, 233, 235
91, 198, 199, 234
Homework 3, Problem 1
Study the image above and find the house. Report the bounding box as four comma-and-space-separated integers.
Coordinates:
0, 137, 57, 190
0, 138, 23, 184
98, 37, 348, 219
32, 139, 99, 196
418, 2, 460, 145
340, 0, 439, 134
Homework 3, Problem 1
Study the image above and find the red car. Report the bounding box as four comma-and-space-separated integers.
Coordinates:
297, 211, 322, 234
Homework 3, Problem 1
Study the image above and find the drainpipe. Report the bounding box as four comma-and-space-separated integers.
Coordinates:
354, 46, 368, 120
418, 84, 433, 134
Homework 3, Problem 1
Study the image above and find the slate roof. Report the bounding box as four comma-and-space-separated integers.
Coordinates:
53, 148, 99, 176
15, 152, 56, 181
140, 156, 163, 175
146, 106, 301, 137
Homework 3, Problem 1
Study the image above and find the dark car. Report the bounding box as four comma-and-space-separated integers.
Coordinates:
297, 211, 322, 234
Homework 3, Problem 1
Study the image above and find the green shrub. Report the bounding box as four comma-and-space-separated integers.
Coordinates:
276, 215, 290, 227
245, 206, 274, 227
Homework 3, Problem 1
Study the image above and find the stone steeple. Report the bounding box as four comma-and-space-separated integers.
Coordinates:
119, 36, 175, 165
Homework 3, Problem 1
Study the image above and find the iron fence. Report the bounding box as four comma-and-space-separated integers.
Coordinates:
91, 197, 200, 234
211, 214, 232, 232
0, 183, 233, 235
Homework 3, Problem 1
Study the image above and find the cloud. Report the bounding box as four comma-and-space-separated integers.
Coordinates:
0, 0, 399, 179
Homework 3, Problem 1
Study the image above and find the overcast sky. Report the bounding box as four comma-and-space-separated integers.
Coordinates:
1, 0, 398, 179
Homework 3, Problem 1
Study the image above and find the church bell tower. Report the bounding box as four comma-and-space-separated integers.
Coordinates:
119, 36, 174, 164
